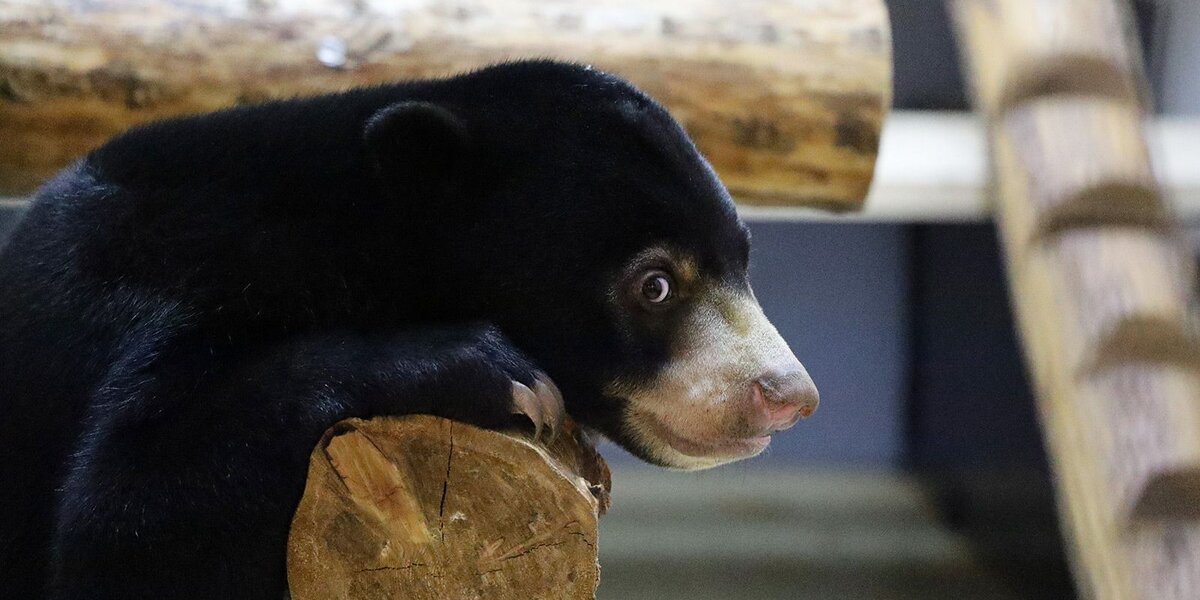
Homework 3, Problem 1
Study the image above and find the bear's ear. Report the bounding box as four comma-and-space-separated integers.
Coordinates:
363, 101, 471, 191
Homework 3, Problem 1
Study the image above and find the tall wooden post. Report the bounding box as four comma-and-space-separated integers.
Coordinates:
950, 1, 1200, 598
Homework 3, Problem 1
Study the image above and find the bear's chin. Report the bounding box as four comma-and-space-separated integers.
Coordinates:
612, 410, 773, 471
624, 438, 771, 471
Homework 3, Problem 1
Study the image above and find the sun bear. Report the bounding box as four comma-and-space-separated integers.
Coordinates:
0, 60, 818, 599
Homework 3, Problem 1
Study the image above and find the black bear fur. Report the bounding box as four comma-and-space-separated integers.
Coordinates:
0, 60, 750, 599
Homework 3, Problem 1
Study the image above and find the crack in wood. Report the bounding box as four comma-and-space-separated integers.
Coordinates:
436, 421, 455, 542
354, 562, 428, 575
479, 540, 571, 574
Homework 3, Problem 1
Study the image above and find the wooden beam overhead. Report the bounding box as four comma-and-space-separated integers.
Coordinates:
0, 0, 891, 211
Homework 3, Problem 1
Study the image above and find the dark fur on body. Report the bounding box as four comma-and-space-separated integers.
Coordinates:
0, 61, 750, 598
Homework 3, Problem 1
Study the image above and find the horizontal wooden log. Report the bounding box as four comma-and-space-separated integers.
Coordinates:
287, 415, 610, 600
950, 0, 1144, 113
0, 0, 891, 211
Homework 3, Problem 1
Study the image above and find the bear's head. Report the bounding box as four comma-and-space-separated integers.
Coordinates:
365, 61, 818, 470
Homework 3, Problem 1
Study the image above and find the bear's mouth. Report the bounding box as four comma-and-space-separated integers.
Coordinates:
626, 406, 772, 469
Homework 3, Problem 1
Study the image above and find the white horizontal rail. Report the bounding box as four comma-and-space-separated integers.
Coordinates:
740, 111, 1200, 225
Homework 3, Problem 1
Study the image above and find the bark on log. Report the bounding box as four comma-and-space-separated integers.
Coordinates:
286, 415, 611, 600
0, 0, 891, 211
952, 1, 1200, 598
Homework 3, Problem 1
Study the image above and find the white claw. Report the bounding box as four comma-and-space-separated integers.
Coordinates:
533, 375, 566, 441
511, 374, 566, 442
510, 381, 544, 440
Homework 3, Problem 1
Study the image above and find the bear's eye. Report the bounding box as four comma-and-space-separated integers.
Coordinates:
639, 270, 674, 306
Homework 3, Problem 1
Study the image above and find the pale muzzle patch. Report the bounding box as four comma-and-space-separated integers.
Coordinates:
611, 286, 815, 470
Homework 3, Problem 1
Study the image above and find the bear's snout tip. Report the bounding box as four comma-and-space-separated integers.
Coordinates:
751, 367, 819, 432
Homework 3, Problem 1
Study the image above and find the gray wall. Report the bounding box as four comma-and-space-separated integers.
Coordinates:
1162, 0, 1200, 115
744, 222, 911, 466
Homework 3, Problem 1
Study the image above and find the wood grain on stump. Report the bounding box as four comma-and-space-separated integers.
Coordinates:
287, 415, 610, 600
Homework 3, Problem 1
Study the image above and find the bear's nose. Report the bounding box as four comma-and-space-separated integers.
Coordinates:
752, 367, 820, 431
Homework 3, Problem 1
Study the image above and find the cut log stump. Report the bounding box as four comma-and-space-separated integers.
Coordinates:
287, 415, 611, 600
